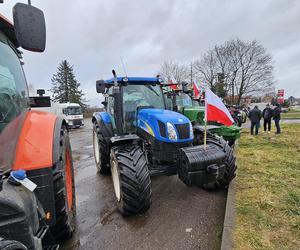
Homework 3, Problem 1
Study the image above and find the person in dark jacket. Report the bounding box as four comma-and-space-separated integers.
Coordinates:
249, 105, 262, 135
262, 104, 273, 133
273, 104, 282, 134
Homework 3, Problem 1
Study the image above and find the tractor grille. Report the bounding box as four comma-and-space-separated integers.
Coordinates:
175, 123, 190, 139
157, 120, 166, 137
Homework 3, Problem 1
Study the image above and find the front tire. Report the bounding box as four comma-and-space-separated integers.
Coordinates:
110, 145, 152, 216
93, 122, 111, 174
50, 126, 76, 242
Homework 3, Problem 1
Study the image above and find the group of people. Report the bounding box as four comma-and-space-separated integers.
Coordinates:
248, 104, 282, 135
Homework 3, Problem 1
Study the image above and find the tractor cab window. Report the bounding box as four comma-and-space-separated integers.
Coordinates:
176, 93, 193, 112
192, 100, 201, 106
123, 84, 165, 133
106, 87, 116, 130
0, 33, 28, 173
0, 37, 28, 134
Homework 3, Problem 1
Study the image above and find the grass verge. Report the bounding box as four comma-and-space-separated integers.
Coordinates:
281, 111, 300, 119
234, 123, 300, 250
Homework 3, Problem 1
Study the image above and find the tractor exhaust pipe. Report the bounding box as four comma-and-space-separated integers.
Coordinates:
112, 70, 124, 135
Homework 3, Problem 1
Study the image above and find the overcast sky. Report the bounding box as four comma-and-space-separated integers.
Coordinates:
1, 0, 299, 106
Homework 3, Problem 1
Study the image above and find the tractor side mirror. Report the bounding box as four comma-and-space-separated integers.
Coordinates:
29, 96, 51, 107
13, 3, 46, 52
96, 80, 106, 93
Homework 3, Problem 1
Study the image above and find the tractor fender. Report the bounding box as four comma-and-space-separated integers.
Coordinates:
13, 111, 67, 226
92, 112, 114, 137
13, 110, 58, 171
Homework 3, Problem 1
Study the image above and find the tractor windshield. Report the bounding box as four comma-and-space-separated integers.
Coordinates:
176, 93, 200, 110
123, 84, 165, 132
176, 93, 193, 107
0, 36, 28, 133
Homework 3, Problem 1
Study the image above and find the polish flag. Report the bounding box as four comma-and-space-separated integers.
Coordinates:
205, 88, 234, 126
193, 82, 200, 98
168, 80, 179, 90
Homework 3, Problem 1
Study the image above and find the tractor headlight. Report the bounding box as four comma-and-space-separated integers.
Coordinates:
167, 122, 178, 141
190, 123, 194, 139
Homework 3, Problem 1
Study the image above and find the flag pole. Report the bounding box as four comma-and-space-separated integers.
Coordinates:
204, 86, 207, 150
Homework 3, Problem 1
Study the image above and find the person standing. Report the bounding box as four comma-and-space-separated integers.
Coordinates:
262, 104, 273, 133
249, 105, 262, 135
273, 103, 282, 134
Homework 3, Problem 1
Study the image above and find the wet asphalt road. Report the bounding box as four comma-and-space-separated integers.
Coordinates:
62, 119, 226, 250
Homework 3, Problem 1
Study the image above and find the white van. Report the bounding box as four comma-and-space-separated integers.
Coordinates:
54, 102, 84, 128
32, 101, 84, 128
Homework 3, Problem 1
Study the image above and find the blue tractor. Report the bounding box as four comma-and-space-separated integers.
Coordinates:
92, 71, 236, 215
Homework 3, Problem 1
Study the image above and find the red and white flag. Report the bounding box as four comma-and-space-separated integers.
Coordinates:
192, 82, 200, 98
168, 80, 179, 90
205, 87, 234, 126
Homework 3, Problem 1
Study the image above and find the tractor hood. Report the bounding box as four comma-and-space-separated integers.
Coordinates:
137, 108, 193, 143
182, 106, 205, 124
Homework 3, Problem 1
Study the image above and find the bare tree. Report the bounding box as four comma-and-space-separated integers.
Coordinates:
194, 38, 274, 104
158, 61, 189, 83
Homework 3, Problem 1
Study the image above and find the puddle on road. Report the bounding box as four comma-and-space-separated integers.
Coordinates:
84, 145, 93, 149
73, 153, 90, 162
76, 194, 90, 206
75, 165, 96, 182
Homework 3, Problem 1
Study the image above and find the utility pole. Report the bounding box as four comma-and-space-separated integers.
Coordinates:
190, 62, 193, 84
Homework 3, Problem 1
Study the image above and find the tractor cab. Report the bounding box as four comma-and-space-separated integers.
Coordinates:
0, 3, 45, 174
0, 30, 28, 134
96, 76, 193, 144
105, 78, 166, 133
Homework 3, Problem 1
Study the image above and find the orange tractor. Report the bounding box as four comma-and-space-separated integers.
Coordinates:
0, 2, 76, 249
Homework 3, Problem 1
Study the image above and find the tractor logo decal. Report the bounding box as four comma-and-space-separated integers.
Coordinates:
138, 120, 154, 137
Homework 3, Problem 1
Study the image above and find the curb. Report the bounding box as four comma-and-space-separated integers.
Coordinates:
221, 179, 236, 250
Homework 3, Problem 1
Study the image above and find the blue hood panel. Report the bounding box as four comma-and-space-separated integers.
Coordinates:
137, 108, 193, 143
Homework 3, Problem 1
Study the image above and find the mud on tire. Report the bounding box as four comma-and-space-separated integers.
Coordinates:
194, 132, 237, 188
93, 122, 111, 174
50, 126, 76, 242
110, 145, 152, 216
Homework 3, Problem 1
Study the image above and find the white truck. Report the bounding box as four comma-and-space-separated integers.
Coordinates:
31, 90, 84, 128
54, 102, 84, 128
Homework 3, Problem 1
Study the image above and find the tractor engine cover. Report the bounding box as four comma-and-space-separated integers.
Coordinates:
178, 144, 226, 186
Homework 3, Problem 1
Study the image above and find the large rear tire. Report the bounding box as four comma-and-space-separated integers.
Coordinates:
0, 239, 27, 250
110, 145, 152, 216
50, 126, 76, 242
194, 132, 237, 188
93, 122, 111, 174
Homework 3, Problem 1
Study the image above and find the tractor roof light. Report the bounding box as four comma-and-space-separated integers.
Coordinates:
189, 123, 194, 139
